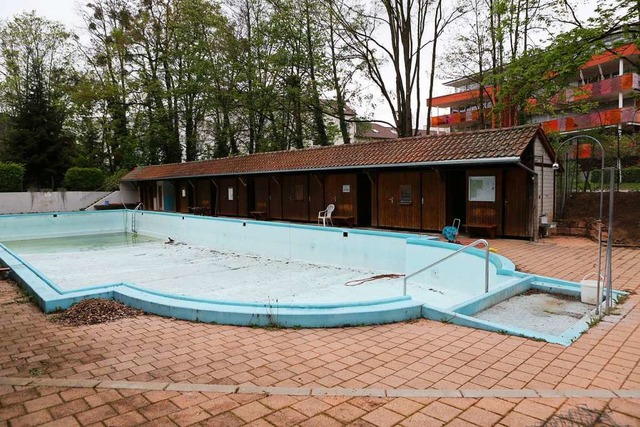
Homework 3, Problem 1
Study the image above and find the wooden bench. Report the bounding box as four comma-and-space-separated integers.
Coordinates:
463, 223, 497, 239
189, 206, 210, 216
249, 211, 268, 220
332, 215, 355, 227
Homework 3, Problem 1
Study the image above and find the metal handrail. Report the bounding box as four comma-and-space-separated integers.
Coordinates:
131, 203, 143, 233
403, 239, 490, 296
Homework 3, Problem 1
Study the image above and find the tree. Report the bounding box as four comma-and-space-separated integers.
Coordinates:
332, 0, 432, 137
0, 12, 76, 188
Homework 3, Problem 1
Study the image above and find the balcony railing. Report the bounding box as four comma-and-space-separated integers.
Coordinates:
541, 106, 640, 133
555, 73, 640, 105
431, 109, 491, 128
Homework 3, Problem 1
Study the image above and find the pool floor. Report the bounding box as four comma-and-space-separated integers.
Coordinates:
473, 291, 594, 336
11, 234, 477, 306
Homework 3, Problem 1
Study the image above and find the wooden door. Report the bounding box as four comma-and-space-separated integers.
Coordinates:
422, 170, 446, 231
282, 175, 308, 221
503, 168, 530, 237
217, 177, 238, 216
269, 176, 283, 219
377, 172, 421, 229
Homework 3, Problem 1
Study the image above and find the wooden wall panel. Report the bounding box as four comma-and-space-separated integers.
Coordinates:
237, 178, 248, 217
269, 176, 283, 219
377, 171, 421, 230
195, 180, 212, 215
282, 175, 309, 221
217, 177, 238, 216
422, 170, 446, 231
324, 174, 357, 224
309, 175, 324, 223
254, 176, 270, 215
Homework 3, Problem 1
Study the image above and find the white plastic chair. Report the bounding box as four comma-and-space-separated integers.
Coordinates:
318, 204, 335, 227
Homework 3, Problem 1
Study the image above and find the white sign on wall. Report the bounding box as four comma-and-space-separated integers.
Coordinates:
468, 176, 496, 202
342, 184, 351, 193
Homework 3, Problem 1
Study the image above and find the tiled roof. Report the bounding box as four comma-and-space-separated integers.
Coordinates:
122, 125, 545, 181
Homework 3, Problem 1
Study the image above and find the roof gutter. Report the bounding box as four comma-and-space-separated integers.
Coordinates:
123, 156, 522, 182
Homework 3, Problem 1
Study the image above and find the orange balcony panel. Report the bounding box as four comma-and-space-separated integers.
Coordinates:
429, 86, 495, 108
431, 109, 487, 127
583, 43, 640, 70
541, 107, 639, 133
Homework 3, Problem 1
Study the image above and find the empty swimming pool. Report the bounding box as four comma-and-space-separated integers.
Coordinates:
0, 210, 624, 344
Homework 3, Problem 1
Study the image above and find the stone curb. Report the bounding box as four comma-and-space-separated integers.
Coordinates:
1, 377, 639, 399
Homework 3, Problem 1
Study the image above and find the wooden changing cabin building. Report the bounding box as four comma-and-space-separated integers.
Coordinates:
122, 125, 556, 239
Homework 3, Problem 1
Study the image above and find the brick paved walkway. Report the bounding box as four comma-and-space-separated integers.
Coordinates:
1, 236, 639, 426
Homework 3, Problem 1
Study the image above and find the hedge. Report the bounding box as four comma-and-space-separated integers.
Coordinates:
63, 167, 105, 191
0, 162, 25, 192
591, 166, 640, 183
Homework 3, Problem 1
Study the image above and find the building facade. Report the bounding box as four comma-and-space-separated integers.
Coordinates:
123, 125, 556, 239
429, 43, 640, 135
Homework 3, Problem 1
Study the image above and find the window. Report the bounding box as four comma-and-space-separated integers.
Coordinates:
399, 185, 412, 204
227, 187, 234, 201
294, 184, 304, 201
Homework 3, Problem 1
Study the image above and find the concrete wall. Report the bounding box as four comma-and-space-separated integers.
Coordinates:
0, 191, 111, 214
87, 182, 140, 210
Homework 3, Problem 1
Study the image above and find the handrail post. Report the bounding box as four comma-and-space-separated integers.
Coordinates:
403, 239, 491, 298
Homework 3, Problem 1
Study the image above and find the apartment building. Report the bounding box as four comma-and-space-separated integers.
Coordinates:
429, 43, 640, 135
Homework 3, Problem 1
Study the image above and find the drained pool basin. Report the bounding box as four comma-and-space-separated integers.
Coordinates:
0, 210, 625, 344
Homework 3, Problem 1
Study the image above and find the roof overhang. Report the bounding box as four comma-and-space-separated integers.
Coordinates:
123, 157, 523, 182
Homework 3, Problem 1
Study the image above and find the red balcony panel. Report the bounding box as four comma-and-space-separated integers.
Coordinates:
429, 86, 495, 108
430, 109, 488, 128
541, 107, 640, 133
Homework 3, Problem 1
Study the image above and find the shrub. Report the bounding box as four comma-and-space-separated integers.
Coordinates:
591, 166, 640, 184
0, 162, 25, 192
63, 167, 105, 191
104, 169, 130, 191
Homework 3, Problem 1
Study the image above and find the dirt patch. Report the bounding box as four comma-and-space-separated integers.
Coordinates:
560, 192, 640, 245
50, 298, 143, 326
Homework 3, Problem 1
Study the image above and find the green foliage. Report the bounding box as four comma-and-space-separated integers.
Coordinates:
0, 12, 76, 189
64, 167, 105, 191
0, 162, 24, 192
104, 169, 130, 191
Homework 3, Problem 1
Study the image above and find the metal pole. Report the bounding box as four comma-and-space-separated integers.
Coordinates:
605, 167, 615, 312
485, 246, 490, 293
552, 135, 606, 315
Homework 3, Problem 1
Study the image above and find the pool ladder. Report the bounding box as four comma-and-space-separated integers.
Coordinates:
131, 203, 143, 234
403, 239, 490, 297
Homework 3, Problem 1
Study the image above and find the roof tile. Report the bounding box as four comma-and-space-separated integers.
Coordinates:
123, 125, 543, 181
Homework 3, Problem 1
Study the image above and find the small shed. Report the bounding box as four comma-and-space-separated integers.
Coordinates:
122, 125, 556, 239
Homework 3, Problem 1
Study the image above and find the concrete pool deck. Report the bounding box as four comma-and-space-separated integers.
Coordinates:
1, 235, 639, 426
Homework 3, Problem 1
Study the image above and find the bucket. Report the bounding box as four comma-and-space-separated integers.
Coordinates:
580, 273, 604, 304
